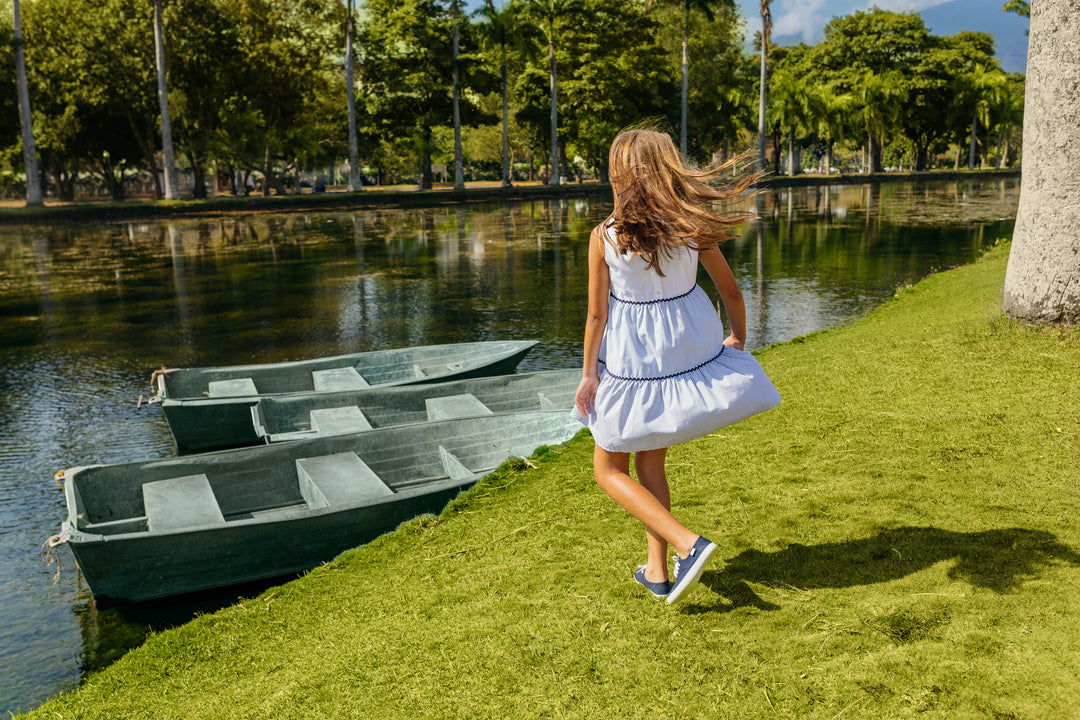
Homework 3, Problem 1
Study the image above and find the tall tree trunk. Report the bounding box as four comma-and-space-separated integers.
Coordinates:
1002, 0, 1080, 325
825, 137, 833, 175
13, 0, 42, 206
680, 0, 689, 158
501, 43, 510, 187
452, 0, 464, 190
757, 35, 768, 170
867, 131, 883, 173
154, 0, 179, 200
968, 110, 978, 170
420, 126, 433, 190
345, 0, 360, 191
995, 129, 1003, 169
548, 33, 559, 186
262, 144, 273, 196
787, 124, 796, 176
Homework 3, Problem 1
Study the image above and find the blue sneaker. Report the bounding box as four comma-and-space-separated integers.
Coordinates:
634, 565, 671, 598
666, 536, 717, 604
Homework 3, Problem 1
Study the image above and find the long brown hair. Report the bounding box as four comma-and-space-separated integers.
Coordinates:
607, 128, 756, 275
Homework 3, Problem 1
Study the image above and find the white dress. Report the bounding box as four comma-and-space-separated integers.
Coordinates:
577, 222, 781, 453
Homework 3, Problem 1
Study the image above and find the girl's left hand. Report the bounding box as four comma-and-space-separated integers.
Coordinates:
723, 334, 744, 351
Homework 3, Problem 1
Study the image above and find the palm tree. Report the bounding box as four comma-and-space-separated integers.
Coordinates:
810, 83, 853, 175
476, 0, 537, 187
653, 0, 719, 158
1002, 0, 1078, 325
346, 0, 361, 192
153, 0, 179, 200
966, 64, 1007, 170
451, 0, 465, 190
12, 0, 41, 206
766, 67, 809, 176
520, 0, 573, 185
757, 0, 772, 172
856, 69, 905, 174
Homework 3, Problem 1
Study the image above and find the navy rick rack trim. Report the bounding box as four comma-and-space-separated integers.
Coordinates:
609, 285, 697, 306
598, 346, 726, 382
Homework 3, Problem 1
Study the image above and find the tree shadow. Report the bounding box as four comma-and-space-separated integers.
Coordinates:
688, 526, 1080, 613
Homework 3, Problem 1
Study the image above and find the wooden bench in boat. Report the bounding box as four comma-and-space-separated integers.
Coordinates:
207, 378, 258, 397
312, 367, 370, 391
296, 451, 394, 509
425, 393, 494, 421
143, 474, 225, 532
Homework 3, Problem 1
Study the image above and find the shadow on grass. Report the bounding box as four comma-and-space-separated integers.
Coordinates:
688, 526, 1080, 614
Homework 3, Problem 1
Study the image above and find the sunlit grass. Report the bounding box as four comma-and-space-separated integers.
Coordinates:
25, 242, 1080, 719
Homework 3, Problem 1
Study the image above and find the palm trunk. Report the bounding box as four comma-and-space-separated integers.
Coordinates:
680, 0, 689, 159
1002, 0, 1080, 324
345, 0, 360, 192
787, 124, 795, 176
420, 126, 433, 190
501, 43, 510, 187
757, 37, 768, 170
154, 0, 179, 200
968, 110, 977, 170
452, 0, 464, 190
825, 137, 833, 175
548, 33, 559, 186
13, 0, 41, 206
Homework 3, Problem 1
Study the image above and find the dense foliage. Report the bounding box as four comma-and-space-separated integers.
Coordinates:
0, 0, 1023, 198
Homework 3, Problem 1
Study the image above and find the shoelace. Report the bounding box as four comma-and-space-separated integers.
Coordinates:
672, 547, 696, 580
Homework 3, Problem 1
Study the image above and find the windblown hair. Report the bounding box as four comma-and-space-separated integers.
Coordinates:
606, 129, 757, 276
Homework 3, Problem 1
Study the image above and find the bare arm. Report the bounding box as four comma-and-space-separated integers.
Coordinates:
575, 225, 610, 415
699, 247, 746, 350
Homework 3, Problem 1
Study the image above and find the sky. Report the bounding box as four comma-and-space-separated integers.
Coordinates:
739, 0, 947, 42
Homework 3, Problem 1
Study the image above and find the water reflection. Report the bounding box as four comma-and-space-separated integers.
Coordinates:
0, 178, 1018, 715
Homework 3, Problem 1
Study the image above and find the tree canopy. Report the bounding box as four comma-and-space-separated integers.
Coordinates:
0, 0, 1024, 197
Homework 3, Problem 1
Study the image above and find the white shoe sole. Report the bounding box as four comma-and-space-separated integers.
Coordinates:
666, 541, 716, 604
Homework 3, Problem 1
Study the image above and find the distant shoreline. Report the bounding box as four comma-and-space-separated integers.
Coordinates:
0, 168, 1020, 226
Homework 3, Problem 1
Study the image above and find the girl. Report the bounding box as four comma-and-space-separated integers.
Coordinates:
574, 129, 781, 605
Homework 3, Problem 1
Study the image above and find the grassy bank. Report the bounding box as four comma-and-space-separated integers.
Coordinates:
0, 168, 1019, 226
27, 243, 1078, 719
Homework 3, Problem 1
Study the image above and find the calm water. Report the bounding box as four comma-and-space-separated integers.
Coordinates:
0, 178, 1018, 714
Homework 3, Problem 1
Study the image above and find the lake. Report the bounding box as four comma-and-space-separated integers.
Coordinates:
0, 177, 1019, 714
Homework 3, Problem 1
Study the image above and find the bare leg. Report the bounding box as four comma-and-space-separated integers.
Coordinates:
593, 444, 698, 569
635, 447, 672, 582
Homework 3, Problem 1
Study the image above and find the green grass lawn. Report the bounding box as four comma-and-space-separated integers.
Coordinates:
28, 243, 1079, 719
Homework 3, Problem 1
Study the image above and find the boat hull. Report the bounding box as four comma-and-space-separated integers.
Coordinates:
164, 369, 578, 453
158, 340, 538, 401
62, 410, 579, 604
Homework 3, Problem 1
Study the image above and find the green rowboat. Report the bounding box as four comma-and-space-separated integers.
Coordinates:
59, 409, 580, 604
154, 340, 538, 402
164, 369, 579, 453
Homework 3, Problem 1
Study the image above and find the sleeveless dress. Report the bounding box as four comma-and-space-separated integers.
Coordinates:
577, 222, 781, 453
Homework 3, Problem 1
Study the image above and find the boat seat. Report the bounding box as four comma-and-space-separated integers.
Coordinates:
425, 393, 494, 421
439, 446, 474, 481
310, 406, 372, 435
296, 452, 393, 509
312, 367, 370, 391
143, 474, 225, 532
207, 378, 258, 397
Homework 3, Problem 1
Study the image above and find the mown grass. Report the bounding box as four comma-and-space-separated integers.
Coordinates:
26, 243, 1079, 719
